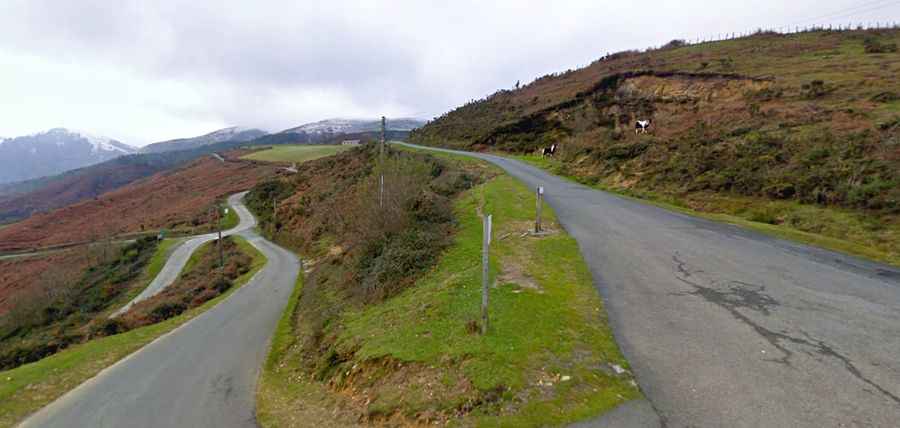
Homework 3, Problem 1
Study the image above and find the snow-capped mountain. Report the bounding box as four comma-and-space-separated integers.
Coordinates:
0, 128, 137, 184
140, 126, 268, 154
279, 118, 425, 135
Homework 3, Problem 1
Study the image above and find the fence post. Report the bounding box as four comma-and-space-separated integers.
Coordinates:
535, 186, 544, 233
481, 214, 492, 335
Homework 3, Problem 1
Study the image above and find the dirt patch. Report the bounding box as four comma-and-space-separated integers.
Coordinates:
497, 255, 542, 292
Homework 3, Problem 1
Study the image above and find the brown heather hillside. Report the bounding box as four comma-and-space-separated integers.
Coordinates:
0, 153, 278, 252
410, 30, 900, 214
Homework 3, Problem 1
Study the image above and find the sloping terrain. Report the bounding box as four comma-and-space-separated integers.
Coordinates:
0, 153, 278, 252
0, 137, 277, 224
0, 160, 161, 224
250, 147, 640, 425
410, 29, 900, 263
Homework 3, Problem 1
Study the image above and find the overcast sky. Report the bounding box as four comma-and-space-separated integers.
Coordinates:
2, 0, 898, 146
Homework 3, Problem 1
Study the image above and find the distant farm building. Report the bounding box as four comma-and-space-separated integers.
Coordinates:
341, 139, 361, 146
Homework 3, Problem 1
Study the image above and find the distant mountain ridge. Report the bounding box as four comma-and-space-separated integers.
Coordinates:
0, 128, 137, 184
140, 126, 267, 154
279, 118, 425, 135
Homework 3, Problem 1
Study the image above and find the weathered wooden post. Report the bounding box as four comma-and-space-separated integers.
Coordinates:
481, 214, 492, 335
535, 186, 544, 233
217, 205, 224, 278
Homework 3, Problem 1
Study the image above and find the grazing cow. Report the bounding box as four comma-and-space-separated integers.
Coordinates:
635, 119, 652, 134
541, 143, 558, 157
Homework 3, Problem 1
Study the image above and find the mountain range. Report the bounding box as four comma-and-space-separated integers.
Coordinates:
0, 117, 425, 224
279, 118, 425, 135
140, 126, 267, 154
0, 128, 136, 184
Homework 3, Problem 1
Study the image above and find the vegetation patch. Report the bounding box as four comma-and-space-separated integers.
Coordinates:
0, 236, 265, 428
409, 29, 900, 267
0, 237, 160, 370
242, 145, 353, 164
254, 148, 639, 426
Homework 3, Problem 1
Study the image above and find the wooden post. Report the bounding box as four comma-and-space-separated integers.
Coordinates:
535, 186, 544, 233
217, 206, 224, 278
481, 214, 492, 335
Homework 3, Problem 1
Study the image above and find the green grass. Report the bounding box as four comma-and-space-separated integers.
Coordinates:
256, 266, 307, 427
514, 154, 900, 267
0, 235, 266, 428
242, 145, 352, 163
256, 155, 640, 426
220, 205, 240, 230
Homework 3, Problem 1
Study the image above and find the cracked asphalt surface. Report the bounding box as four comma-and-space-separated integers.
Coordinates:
20, 194, 300, 428
399, 142, 900, 427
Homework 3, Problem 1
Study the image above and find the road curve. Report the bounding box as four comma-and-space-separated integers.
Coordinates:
397, 142, 900, 427
21, 194, 300, 428
111, 192, 257, 317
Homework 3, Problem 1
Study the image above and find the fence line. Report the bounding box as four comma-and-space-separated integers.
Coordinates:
664, 21, 899, 50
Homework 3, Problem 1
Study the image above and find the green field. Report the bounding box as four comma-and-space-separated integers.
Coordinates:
242, 145, 352, 163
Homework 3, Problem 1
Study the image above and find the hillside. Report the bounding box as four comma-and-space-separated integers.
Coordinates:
0, 152, 278, 252
0, 128, 136, 184
0, 136, 280, 225
248, 147, 639, 425
410, 29, 900, 261
140, 126, 267, 154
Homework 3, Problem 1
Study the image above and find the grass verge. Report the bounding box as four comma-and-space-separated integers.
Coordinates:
0, 235, 266, 428
242, 145, 351, 163
255, 158, 640, 426
514, 154, 900, 267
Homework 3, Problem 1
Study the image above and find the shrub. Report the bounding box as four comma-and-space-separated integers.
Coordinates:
871, 91, 899, 103
661, 39, 687, 50
801, 80, 830, 98
864, 36, 898, 54
148, 302, 187, 323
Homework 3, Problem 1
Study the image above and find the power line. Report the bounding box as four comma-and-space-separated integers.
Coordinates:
782, 0, 900, 28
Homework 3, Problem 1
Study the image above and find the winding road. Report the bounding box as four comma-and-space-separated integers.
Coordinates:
398, 142, 900, 427
21, 193, 300, 428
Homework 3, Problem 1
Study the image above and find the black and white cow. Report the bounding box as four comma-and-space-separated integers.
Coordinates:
635, 119, 652, 134
541, 143, 558, 157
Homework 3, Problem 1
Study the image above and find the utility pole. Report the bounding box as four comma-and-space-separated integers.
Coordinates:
380, 116, 386, 157
481, 214, 492, 335
217, 205, 223, 278
535, 186, 544, 233
272, 196, 278, 236
379, 115, 386, 208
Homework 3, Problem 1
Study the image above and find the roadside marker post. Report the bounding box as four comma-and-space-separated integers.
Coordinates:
535, 186, 544, 233
481, 214, 492, 335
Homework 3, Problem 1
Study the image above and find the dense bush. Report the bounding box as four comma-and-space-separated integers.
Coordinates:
0, 237, 158, 369
864, 36, 898, 53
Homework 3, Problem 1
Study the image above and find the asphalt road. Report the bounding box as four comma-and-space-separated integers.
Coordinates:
397, 142, 900, 427
21, 194, 300, 428
110, 192, 257, 317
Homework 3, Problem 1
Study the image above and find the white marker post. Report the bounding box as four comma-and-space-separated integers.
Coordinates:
535, 186, 544, 233
481, 214, 492, 335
